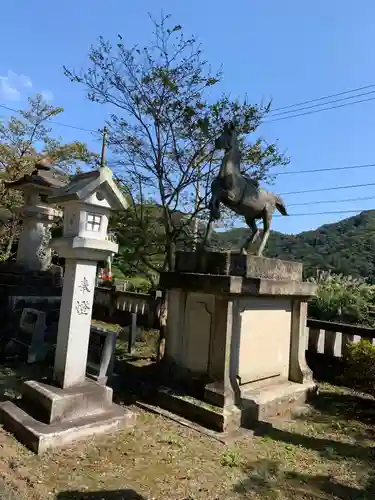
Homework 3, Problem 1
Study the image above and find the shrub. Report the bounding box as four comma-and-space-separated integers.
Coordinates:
343, 339, 375, 396
123, 275, 152, 294
308, 270, 375, 327
220, 448, 242, 468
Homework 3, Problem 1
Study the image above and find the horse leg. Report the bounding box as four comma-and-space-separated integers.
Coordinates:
240, 218, 259, 255
202, 216, 215, 249
201, 195, 220, 249
257, 210, 272, 256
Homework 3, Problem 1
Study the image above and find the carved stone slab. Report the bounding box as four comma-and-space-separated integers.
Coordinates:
174, 251, 302, 282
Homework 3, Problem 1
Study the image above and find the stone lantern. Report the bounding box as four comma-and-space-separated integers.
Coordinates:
47, 166, 127, 388
4, 160, 66, 271
0, 166, 136, 454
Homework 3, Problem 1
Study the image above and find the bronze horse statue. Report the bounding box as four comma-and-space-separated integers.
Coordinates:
203, 121, 288, 256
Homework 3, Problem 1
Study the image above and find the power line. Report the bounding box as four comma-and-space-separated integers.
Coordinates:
270, 83, 375, 113
49, 120, 99, 134
264, 95, 375, 124
0, 104, 15, 113
0, 103, 99, 134
273, 162, 375, 176
275, 209, 371, 217
1, 80, 375, 137
269, 89, 375, 118
2, 81, 375, 134
288, 195, 375, 207
280, 182, 375, 196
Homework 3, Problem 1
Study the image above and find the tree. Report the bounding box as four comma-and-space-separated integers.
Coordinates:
111, 201, 195, 288
65, 13, 288, 276
0, 93, 96, 261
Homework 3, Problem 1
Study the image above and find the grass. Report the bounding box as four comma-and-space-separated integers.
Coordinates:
1, 327, 374, 499
90, 320, 159, 360
115, 329, 159, 360
0, 359, 374, 500
221, 449, 242, 468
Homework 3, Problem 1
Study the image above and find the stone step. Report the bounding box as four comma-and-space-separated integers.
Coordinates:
241, 379, 316, 423
20, 379, 113, 424
0, 400, 136, 454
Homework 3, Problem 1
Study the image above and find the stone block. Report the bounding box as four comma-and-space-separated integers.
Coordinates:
236, 297, 291, 384
0, 400, 135, 454
204, 381, 229, 407
240, 380, 317, 424
156, 386, 241, 433
0, 377, 136, 454
174, 251, 303, 281
160, 272, 316, 297
86, 327, 118, 385
21, 379, 113, 424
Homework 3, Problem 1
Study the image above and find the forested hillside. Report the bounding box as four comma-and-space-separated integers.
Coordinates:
214, 210, 375, 281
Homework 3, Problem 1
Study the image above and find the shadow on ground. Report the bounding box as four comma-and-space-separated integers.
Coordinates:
311, 387, 375, 421
56, 489, 146, 499
235, 385, 375, 499
255, 422, 374, 462
234, 459, 375, 500
298, 385, 375, 441
252, 385, 375, 464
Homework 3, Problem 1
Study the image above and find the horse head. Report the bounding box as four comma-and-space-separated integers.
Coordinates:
214, 120, 237, 151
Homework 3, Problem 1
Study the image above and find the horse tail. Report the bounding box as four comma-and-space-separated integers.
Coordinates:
275, 195, 288, 216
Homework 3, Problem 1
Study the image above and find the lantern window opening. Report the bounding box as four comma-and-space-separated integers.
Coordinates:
86, 213, 102, 232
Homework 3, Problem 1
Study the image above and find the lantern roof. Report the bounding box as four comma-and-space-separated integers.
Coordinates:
47, 166, 128, 211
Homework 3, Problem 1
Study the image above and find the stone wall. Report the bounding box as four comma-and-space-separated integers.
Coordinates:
0, 263, 62, 313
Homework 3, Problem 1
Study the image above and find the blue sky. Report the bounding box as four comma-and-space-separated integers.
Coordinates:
1, 0, 375, 235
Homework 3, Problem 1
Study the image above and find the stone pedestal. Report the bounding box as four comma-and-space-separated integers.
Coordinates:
15, 204, 61, 271
5, 161, 67, 272
159, 251, 316, 432
0, 380, 135, 454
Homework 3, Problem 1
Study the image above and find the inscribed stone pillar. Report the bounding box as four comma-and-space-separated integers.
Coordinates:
53, 259, 97, 388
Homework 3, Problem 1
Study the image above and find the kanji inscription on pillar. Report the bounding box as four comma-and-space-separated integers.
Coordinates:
79, 277, 91, 293
75, 300, 91, 315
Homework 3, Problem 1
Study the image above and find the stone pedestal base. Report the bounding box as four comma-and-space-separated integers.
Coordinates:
204, 377, 316, 430
240, 379, 316, 425
0, 379, 136, 454
159, 251, 317, 432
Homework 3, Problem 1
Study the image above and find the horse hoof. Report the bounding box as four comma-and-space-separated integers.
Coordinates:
240, 249, 247, 255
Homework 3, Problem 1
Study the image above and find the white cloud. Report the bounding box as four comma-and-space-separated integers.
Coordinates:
0, 70, 33, 101
41, 89, 54, 102
0, 81, 20, 101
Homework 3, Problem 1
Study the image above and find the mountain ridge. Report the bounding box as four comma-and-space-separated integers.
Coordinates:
213, 210, 375, 281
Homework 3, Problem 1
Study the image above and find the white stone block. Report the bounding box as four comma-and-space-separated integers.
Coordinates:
236, 297, 291, 384
53, 259, 98, 388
